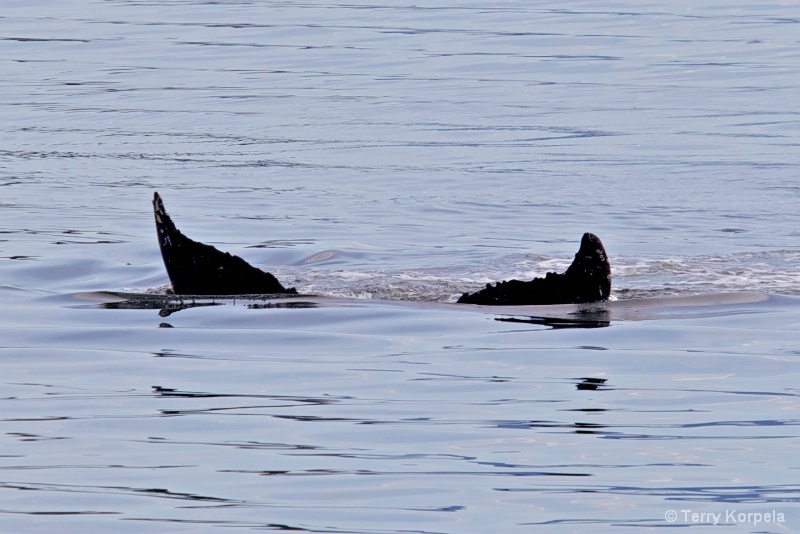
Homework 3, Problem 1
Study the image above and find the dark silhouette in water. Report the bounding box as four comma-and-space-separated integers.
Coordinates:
456, 233, 611, 305
152, 192, 610, 304
153, 192, 296, 296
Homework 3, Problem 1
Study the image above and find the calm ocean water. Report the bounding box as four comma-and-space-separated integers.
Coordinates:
2, 1, 799, 532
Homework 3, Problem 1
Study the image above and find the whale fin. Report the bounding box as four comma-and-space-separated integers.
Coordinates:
457, 233, 611, 305
153, 192, 295, 296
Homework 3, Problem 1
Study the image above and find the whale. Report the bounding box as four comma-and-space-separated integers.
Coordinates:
152, 192, 610, 305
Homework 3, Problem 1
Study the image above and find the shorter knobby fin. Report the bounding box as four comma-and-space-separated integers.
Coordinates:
457, 233, 611, 305
153, 192, 296, 296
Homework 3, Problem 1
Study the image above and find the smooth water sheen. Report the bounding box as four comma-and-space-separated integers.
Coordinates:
2, 1, 799, 532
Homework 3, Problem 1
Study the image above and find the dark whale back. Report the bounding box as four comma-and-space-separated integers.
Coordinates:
152, 192, 608, 304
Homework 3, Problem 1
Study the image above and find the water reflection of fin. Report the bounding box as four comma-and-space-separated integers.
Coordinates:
576, 377, 610, 390
153, 192, 296, 296
457, 233, 611, 305
100, 294, 317, 317
495, 313, 610, 329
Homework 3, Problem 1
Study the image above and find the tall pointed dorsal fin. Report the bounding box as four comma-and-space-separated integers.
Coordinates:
153, 192, 295, 296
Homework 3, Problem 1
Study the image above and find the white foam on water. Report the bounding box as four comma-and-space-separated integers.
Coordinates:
273, 249, 800, 302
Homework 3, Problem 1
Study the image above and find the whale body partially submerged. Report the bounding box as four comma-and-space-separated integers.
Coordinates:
152, 192, 610, 305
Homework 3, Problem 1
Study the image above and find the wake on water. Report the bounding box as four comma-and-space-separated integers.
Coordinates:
259, 249, 800, 302
611, 250, 800, 299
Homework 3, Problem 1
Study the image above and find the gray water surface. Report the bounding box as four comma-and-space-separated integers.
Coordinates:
2, 1, 800, 532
